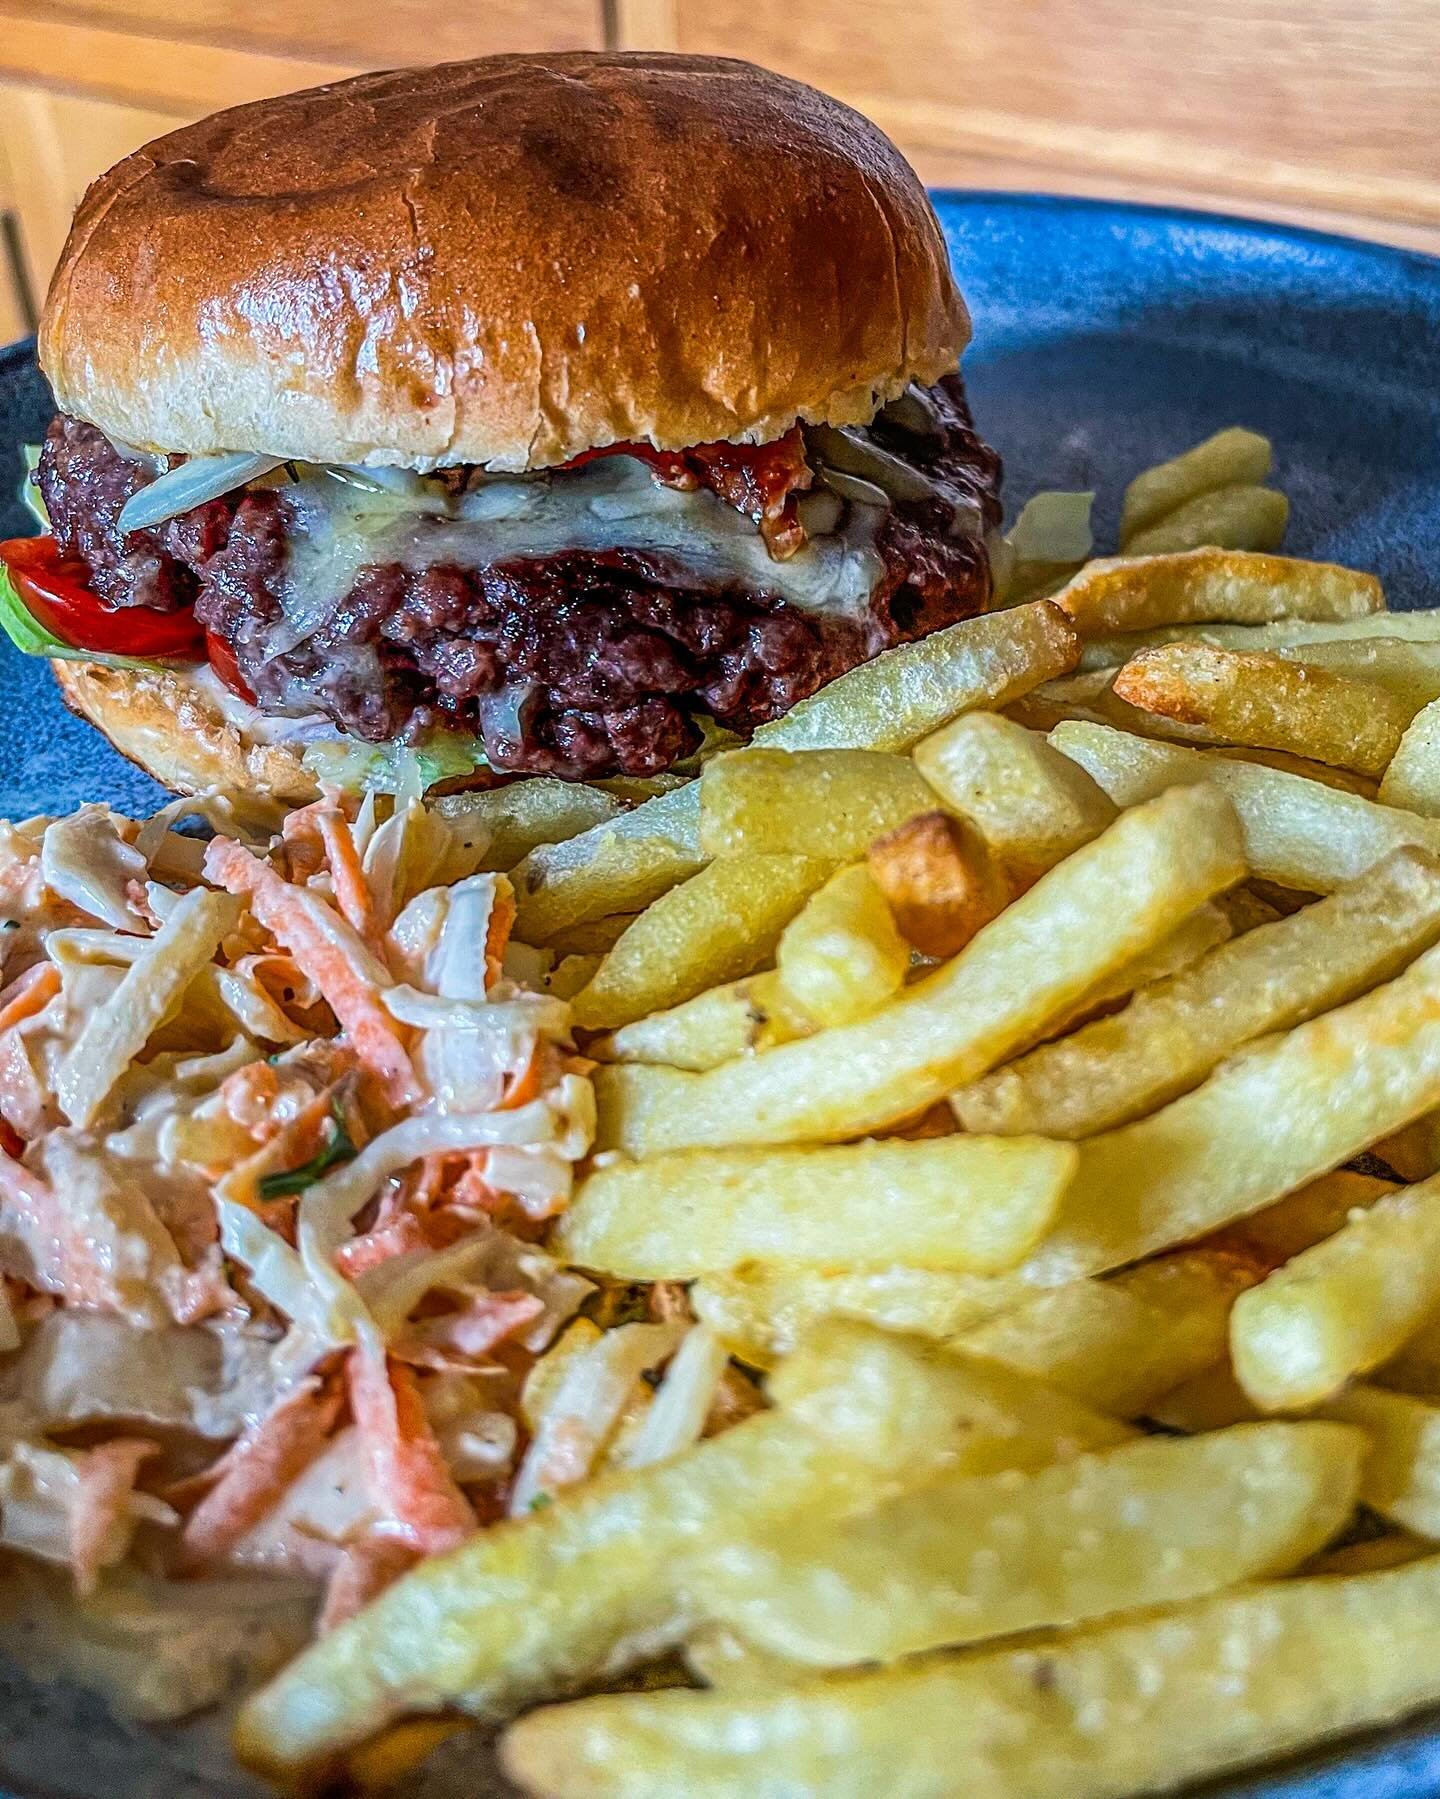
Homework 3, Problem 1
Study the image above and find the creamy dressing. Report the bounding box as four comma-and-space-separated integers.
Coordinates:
271, 454, 891, 651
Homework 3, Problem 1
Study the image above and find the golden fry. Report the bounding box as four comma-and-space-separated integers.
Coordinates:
593, 785, 1245, 1153
1112, 643, 1412, 776
775, 864, 910, 1027
1120, 427, 1274, 543
1120, 483, 1288, 556
698, 748, 935, 859
1054, 546, 1382, 637
913, 710, 1117, 885
865, 809, 1009, 958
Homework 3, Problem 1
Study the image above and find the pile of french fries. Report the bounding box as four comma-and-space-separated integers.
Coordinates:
237, 429, 1440, 1798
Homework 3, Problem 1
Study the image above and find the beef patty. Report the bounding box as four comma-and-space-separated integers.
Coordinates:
37, 376, 1002, 779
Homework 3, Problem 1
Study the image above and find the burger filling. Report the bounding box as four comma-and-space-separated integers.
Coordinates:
32, 374, 1001, 780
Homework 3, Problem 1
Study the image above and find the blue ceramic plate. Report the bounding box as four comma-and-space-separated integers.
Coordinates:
3, 192, 1440, 1797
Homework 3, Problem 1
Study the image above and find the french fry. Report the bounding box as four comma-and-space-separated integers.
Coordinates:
1321, 1385, 1440, 1537
1279, 637, 1440, 714
683, 1630, 800, 1693
1149, 1363, 1261, 1433
1052, 720, 1440, 890
1375, 1305, 1440, 1397
958, 1249, 1260, 1417
697, 748, 935, 859
864, 810, 1009, 958
749, 598, 1080, 755
770, 1319, 1134, 1468
1111, 643, 1413, 776
694, 1423, 1361, 1665
912, 710, 1117, 885
1231, 1173, 1440, 1411
691, 1264, 1032, 1369
435, 780, 621, 873
593, 971, 812, 1071
1376, 1107, 1440, 1184
1305, 1530, 1433, 1578
511, 785, 707, 945
556, 1135, 1076, 1279
544, 953, 603, 1001
1215, 1169, 1396, 1270
1079, 613, 1440, 674
233, 1322, 1123, 1776
503, 1555, 1440, 1799
1006, 667, 1227, 742
593, 784, 1245, 1154
1043, 899, 1231, 1038
543, 913, 637, 956
510, 601, 1078, 940
1020, 938, 1440, 1287
1206, 743, 1379, 797
953, 849, 1440, 1138
1053, 546, 1382, 637
1119, 483, 1288, 556
570, 853, 833, 1031
1380, 697, 1440, 815
1120, 427, 1274, 543
774, 864, 910, 1027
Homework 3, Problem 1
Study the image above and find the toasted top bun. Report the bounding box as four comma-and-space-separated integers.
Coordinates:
39, 53, 969, 473
52, 661, 322, 807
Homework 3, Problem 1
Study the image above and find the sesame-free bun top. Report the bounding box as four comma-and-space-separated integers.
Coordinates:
39, 54, 969, 473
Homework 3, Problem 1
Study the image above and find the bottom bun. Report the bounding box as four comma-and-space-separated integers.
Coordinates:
51, 660, 322, 806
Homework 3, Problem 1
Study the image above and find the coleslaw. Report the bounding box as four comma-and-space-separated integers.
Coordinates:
0, 784, 724, 1719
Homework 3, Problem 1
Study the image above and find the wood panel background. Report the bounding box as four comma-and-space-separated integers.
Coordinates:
0, 0, 1434, 339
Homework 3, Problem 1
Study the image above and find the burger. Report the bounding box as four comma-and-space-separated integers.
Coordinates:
9, 52, 1001, 803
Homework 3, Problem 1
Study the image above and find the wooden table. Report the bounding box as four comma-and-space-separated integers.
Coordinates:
0, 0, 1434, 344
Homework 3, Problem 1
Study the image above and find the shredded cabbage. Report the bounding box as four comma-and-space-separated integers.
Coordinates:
615, 1324, 728, 1470
302, 730, 486, 797
509, 1318, 686, 1514
1005, 489, 1096, 564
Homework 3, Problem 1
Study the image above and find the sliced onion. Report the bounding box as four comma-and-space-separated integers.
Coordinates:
796, 487, 844, 537
815, 466, 889, 511
879, 384, 944, 439
808, 424, 940, 505
116, 451, 285, 536
327, 464, 427, 498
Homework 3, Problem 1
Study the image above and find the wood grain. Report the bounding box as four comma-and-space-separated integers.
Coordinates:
642, 0, 1440, 248
0, 84, 193, 304
0, 11, 354, 113
43, 0, 600, 64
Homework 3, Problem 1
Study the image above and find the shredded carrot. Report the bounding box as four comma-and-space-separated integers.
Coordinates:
0, 1150, 120, 1310
333, 1210, 431, 1279
69, 1438, 158, 1594
346, 1347, 474, 1556
318, 1531, 421, 1634
203, 838, 420, 1108
176, 1377, 344, 1572
498, 1039, 543, 1111
316, 809, 378, 943
485, 877, 517, 991
400, 1290, 545, 1364
0, 962, 59, 1034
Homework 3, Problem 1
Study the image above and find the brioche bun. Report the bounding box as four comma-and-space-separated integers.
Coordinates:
52, 661, 322, 805
39, 53, 968, 473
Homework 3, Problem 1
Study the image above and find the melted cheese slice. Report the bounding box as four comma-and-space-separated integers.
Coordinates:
268, 455, 891, 651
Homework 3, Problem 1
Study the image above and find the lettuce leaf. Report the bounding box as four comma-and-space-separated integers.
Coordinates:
302, 729, 489, 797
21, 444, 48, 531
